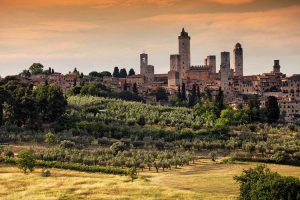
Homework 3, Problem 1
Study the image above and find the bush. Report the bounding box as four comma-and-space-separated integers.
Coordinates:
17, 149, 36, 174
41, 168, 51, 177
137, 116, 146, 126
4, 149, 14, 158
126, 118, 136, 126
44, 132, 56, 145
110, 141, 128, 153
271, 151, 291, 163
209, 151, 217, 162
59, 140, 75, 149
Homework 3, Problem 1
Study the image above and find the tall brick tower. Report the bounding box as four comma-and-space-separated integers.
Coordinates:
207, 55, 216, 73
140, 53, 148, 75
220, 51, 231, 90
178, 28, 191, 79
273, 60, 281, 73
234, 43, 243, 77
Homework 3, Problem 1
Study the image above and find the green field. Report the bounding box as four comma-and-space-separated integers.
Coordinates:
1, 160, 300, 200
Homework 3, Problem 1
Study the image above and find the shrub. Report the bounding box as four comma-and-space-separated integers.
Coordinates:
44, 132, 56, 145
271, 151, 291, 163
17, 149, 36, 174
126, 118, 136, 126
59, 140, 75, 149
110, 141, 128, 153
137, 116, 146, 126
4, 149, 14, 158
41, 168, 51, 177
209, 151, 217, 162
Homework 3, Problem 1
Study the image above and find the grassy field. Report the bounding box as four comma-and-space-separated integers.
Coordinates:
0, 160, 300, 200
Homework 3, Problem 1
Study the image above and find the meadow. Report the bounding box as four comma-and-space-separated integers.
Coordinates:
1, 160, 300, 200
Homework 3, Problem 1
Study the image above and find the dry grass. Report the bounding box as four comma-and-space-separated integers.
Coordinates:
0, 160, 299, 200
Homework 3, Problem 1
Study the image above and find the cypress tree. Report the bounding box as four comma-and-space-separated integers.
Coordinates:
177, 85, 181, 100
196, 85, 201, 99
128, 68, 135, 76
215, 87, 225, 117
133, 82, 138, 95
113, 67, 120, 78
181, 83, 186, 101
266, 96, 280, 123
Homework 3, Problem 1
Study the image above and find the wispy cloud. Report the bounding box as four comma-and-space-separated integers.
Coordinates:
207, 0, 255, 5
1, 0, 181, 7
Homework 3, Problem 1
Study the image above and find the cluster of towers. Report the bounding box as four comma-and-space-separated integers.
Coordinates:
168, 28, 244, 90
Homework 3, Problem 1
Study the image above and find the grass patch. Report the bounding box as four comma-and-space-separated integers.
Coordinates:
0, 160, 299, 200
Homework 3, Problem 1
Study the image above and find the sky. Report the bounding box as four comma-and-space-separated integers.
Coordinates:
0, 0, 299, 77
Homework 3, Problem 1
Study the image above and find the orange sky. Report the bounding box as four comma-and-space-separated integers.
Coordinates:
0, 0, 299, 76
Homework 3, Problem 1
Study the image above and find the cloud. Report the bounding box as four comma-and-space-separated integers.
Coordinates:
1, 0, 181, 8
207, 0, 255, 5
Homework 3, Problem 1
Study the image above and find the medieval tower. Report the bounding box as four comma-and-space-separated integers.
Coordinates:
140, 53, 148, 75
140, 53, 154, 83
207, 55, 216, 73
273, 60, 281, 73
234, 43, 243, 77
220, 51, 231, 90
178, 28, 191, 79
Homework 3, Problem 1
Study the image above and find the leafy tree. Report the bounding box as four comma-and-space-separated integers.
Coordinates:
154, 87, 168, 102
100, 71, 112, 77
3, 148, 14, 158
128, 68, 135, 76
209, 151, 217, 161
80, 83, 101, 96
266, 96, 280, 123
89, 71, 102, 78
17, 149, 36, 174
34, 84, 67, 122
119, 68, 128, 78
44, 132, 56, 145
132, 82, 138, 95
113, 67, 120, 78
234, 165, 300, 200
110, 141, 128, 153
128, 167, 138, 182
0, 78, 36, 127
29, 63, 44, 75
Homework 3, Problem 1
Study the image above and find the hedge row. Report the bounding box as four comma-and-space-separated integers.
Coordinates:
0, 157, 129, 175
231, 157, 300, 167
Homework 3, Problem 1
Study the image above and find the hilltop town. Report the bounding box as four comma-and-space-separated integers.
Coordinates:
10, 28, 299, 123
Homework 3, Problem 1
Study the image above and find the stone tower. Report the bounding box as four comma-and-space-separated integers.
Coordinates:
140, 53, 148, 75
234, 43, 243, 77
207, 55, 216, 73
273, 60, 281, 73
220, 51, 231, 90
178, 28, 191, 79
